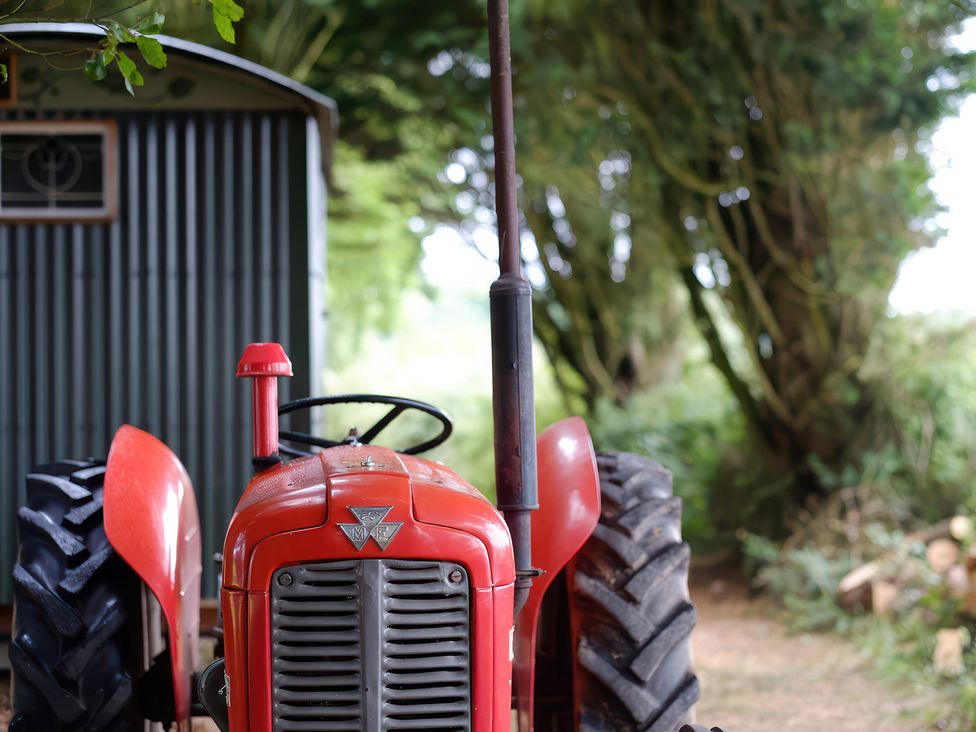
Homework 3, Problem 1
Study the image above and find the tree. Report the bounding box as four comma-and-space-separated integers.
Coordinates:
33, 0, 971, 531
501, 0, 975, 528
220, 0, 975, 532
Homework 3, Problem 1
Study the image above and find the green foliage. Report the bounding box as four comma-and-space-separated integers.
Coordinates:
2, 1, 244, 93
157, 0, 489, 358
210, 0, 245, 44
745, 522, 976, 729
588, 341, 744, 549
155, 1, 976, 552
134, 11, 167, 35
166, 0, 485, 148
104, 19, 136, 44
115, 50, 144, 95
756, 538, 862, 633
326, 142, 427, 358
500, 0, 976, 530
81, 12, 162, 94
865, 618, 976, 731
772, 316, 976, 534
742, 532, 858, 632
135, 36, 167, 69
874, 316, 976, 520
202, 0, 976, 546
83, 55, 108, 82
743, 440, 976, 730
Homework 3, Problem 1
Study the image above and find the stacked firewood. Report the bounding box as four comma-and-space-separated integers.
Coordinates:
836, 515, 975, 675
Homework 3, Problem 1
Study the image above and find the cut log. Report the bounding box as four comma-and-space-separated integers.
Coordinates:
950, 516, 974, 542
871, 579, 898, 618
837, 561, 878, 612
947, 564, 969, 600
927, 538, 960, 574
933, 628, 965, 676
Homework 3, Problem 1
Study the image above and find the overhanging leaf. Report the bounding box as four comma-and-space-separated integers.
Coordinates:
134, 11, 166, 35
116, 50, 144, 95
212, 12, 235, 43
105, 20, 135, 44
212, 0, 245, 22
136, 36, 167, 69
210, 0, 245, 44
84, 55, 106, 82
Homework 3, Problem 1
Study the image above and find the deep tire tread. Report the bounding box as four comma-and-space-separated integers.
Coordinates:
24, 472, 93, 503
624, 542, 691, 602
18, 506, 90, 563
630, 604, 697, 682
13, 564, 84, 638
9, 640, 86, 723
618, 496, 681, 542
12, 460, 139, 731
574, 451, 699, 731
59, 545, 116, 597
647, 677, 701, 732
64, 495, 104, 529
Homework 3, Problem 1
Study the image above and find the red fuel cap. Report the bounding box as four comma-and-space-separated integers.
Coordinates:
236, 342, 293, 378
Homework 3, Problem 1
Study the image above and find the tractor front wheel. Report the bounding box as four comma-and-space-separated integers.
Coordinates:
10, 460, 142, 731
572, 451, 699, 732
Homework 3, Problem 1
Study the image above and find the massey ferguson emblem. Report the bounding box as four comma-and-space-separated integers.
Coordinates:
339, 506, 403, 551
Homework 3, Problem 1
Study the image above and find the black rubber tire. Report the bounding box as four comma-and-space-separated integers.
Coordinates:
572, 451, 699, 732
10, 460, 140, 731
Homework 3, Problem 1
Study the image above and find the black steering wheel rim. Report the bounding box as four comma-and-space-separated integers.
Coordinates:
278, 393, 453, 456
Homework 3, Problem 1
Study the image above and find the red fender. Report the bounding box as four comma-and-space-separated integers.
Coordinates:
104, 425, 202, 728
513, 416, 601, 731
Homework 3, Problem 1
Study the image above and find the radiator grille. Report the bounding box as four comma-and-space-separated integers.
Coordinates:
271, 559, 471, 732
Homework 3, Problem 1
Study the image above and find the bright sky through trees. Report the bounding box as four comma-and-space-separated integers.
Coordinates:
890, 20, 976, 316
422, 21, 976, 316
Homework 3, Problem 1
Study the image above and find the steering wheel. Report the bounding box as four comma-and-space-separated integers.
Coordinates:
277, 394, 453, 457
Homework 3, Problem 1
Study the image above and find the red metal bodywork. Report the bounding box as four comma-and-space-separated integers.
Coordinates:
221, 444, 516, 732
103, 425, 203, 729
236, 342, 293, 458
513, 417, 601, 732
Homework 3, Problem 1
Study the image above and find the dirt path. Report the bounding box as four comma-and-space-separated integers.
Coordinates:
690, 569, 929, 732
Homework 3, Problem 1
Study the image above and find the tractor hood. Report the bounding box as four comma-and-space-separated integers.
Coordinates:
222, 445, 515, 591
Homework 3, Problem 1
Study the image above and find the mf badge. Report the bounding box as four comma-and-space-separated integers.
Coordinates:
339, 506, 402, 551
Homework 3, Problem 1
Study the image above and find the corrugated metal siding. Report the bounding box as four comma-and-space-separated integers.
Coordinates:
0, 109, 314, 601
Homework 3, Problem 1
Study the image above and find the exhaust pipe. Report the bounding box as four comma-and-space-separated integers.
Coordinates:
487, 0, 539, 615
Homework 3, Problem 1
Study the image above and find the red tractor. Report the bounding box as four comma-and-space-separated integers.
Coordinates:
9, 3, 718, 731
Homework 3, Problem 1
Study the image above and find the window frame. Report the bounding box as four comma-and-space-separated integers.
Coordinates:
0, 119, 118, 222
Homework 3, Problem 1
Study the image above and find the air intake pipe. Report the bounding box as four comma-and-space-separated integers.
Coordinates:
237, 342, 293, 472
487, 0, 539, 615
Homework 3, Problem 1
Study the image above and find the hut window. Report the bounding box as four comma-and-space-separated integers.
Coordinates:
0, 120, 117, 221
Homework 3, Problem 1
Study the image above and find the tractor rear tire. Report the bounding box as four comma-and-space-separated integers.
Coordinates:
572, 451, 699, 732
10, 460, 140, 731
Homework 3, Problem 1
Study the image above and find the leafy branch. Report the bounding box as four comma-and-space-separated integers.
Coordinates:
0, 0, 246, 95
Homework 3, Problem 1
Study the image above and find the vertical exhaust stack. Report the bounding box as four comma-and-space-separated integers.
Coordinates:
237, 342, 293, 472
487, 0, 539, 615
